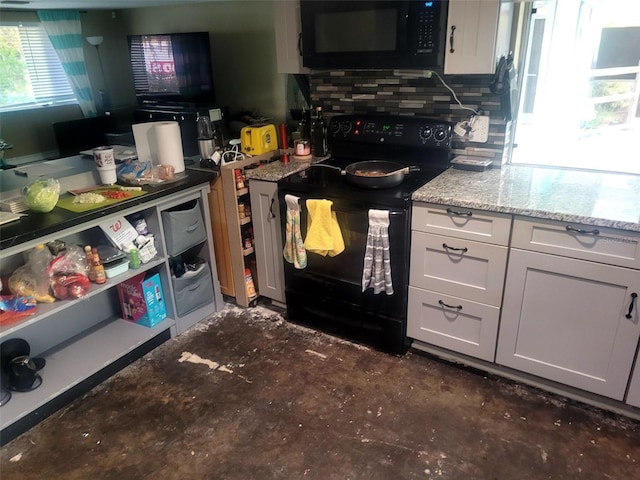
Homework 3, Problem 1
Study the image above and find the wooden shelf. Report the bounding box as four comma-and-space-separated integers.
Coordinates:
220, 153, 274, 307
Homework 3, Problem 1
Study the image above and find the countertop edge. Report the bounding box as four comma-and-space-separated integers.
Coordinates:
412, 194, 640, 233
412, 166, 640, 233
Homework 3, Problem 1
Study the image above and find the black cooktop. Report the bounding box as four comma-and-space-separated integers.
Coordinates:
278, 114, 453, 209
278, 156, 448, 209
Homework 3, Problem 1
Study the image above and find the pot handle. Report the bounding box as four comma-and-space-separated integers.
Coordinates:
393, 165, 420, 176
311, 164, 345, 175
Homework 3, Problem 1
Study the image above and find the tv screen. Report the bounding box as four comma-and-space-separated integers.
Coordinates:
127, 32, 215, 105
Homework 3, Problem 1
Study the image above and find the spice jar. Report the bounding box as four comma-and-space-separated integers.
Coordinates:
235, 169, 245, 189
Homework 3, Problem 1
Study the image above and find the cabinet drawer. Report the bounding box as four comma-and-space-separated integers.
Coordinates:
511, 217, 640, 269
407, 286, 499, 362
410, 231, 508, 306
412, 203, 511, 246
162, 199, 207, 257
172, 262, 214, 317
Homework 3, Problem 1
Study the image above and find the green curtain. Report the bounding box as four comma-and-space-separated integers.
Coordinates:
37, 10, 96, 117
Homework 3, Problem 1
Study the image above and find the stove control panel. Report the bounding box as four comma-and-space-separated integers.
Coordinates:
328, 114, 452, 149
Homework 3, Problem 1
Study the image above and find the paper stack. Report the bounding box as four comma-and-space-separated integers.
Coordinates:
0, 195, 28, 213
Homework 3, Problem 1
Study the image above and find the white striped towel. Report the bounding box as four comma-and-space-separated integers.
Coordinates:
361, 209, 393, 295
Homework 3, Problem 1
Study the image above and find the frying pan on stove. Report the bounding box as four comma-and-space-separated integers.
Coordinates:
313, 161, 420, 189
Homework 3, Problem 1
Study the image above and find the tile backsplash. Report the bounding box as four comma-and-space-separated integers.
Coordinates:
309, 70, 512, 166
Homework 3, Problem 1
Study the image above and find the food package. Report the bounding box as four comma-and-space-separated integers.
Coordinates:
22, 178, 60, 213
8, 245, 56, 303
117, 159, 152, 185
0, 295, 37, 327
46, 245, 91, 300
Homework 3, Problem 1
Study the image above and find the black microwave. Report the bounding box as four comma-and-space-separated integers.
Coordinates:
300, 0, 448, 70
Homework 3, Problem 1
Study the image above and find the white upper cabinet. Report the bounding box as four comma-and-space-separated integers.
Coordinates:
274, 0, 309, 74
444, 0, 513, 74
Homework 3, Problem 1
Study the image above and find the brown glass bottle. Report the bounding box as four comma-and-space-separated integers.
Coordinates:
85, 245, 96, 282
91, 247, 106, 284
311, 106, 327, 157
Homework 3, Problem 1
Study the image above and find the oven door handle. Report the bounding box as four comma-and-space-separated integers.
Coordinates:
298, 202, 405, 218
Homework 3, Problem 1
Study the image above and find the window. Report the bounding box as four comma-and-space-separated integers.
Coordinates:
0, 23, 77, 112
511, 0, 640, 175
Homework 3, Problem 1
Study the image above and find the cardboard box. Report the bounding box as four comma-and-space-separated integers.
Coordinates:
117, 272, 167, 328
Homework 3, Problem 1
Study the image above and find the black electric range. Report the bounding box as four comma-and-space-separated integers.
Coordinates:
277, 114, 453, 354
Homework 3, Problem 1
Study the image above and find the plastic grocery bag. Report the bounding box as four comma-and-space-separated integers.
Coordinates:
9, 245, 55, 303
22, 178, 60, 213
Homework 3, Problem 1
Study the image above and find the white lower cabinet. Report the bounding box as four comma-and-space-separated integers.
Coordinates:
627, 363, 640, 408
249, 180, 285, 303
408, 204, 510, 362
496, 246, 640, 401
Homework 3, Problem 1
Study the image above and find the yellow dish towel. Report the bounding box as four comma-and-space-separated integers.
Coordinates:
304, 199, 345, 257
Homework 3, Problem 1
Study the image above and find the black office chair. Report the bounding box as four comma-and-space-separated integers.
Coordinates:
52, 116, 110, 157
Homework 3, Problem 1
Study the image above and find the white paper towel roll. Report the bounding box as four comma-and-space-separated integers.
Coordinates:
153, 121, 185, 173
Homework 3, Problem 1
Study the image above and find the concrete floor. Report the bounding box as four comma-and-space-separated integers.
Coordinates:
1, 303, 638, 479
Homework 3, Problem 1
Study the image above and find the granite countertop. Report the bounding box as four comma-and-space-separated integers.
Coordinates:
244, 153, 328, 182
413, 165, 640, 232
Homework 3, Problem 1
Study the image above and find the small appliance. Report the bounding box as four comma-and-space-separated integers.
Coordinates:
300, 0, 449, 69
240, 124, 278, 156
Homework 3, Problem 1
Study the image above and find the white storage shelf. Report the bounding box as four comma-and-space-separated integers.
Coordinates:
0, 183, 223, 441
0, 257, 166, 340
0, 316, 172, 431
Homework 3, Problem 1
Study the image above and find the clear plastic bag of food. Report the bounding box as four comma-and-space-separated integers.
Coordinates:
8, 245, 55, 303
22, 178, 60, 213
47, 245, 91, 300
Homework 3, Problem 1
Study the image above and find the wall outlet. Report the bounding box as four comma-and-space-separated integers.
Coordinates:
468, 115, 490, 143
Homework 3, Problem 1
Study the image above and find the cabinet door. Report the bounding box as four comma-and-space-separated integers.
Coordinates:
274, 0, 309, 74
496, 249, 640, 400
444, 0, 513, 74
249, 180, 285, 302
408, 286, 500, 361
627, 361, 640, 408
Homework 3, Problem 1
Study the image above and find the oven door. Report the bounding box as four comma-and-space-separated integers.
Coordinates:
279, 192, 411, 353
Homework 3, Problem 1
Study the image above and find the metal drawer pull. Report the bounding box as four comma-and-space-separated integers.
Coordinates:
626, 293, 638, 319
439, 299, 462, 311
566, 225, 600, 235
269, 197, 276, 218
446, 207, 472, 217
442, 243, 468, 253
449, 25, 456, 53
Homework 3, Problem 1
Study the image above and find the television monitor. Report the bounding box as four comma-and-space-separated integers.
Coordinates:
127, 32, 215, 105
